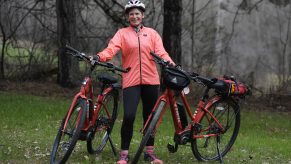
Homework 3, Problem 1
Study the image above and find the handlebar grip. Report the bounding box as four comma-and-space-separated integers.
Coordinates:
150, 51, 162, 61
64, 45, 130, 73
65, 45, 90, 61
65, 45, 80, 54
99, 62, 130, 73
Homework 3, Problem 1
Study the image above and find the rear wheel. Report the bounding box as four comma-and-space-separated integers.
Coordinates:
87, 89, 118, 154
50, 98, 87, 164
191, 98, 240, 161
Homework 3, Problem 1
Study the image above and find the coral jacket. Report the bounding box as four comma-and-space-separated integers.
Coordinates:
97, 26, 174, 89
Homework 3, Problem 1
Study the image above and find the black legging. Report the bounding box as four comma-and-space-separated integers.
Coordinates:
121, 85, 159, 150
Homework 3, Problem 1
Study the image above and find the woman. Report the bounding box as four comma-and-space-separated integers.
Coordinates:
95, 1, 174, 163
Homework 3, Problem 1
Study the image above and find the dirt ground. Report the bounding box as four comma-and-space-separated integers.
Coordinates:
0, 80, 78, 98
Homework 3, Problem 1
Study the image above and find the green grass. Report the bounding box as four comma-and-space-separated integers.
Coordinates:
0, 91, 291, 163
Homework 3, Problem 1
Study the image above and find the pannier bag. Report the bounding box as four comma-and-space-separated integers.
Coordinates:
163, 67, 190, 90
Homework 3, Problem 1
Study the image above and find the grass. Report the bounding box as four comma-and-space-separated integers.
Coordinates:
0, 91, 291, 163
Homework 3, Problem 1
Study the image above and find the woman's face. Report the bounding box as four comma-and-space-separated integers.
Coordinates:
127, 8, 144, 27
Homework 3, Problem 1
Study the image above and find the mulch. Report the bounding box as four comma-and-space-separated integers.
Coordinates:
0, 80, 78, 98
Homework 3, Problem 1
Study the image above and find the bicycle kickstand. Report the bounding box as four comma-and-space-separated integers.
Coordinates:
216, 135, 224, 164
108, 135, 117, 156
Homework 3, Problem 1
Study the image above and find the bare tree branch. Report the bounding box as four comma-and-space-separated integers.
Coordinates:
93, 0, 126, 27
7, 1, 40, 39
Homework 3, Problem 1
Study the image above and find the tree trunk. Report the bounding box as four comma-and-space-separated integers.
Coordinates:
163, 0, 182, 64
0, 39, 5, 79
56, 0, 79, 87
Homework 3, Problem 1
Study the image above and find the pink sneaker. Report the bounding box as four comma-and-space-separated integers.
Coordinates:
144, 146, 163, 164
117, 159, 127, 164
117, 150, 129, 164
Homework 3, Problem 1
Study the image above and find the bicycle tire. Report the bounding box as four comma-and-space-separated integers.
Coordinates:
50, 98, 87, 164
87, 89, 118, 154
131, 101, 166, 164
191, 97, 240, 161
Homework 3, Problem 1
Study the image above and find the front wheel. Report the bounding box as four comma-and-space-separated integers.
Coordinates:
87, 89, 118, 154
50, 98, 87, 164
191, 98, 240, 161
131, 101, 166, 164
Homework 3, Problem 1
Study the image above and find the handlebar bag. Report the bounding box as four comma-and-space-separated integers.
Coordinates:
163, 67, 190, 90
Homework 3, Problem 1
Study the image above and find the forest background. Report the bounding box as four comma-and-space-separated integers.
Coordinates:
0, 0, 290, 110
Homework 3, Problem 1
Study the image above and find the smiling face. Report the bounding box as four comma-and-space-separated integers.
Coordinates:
126, 8, 144, 27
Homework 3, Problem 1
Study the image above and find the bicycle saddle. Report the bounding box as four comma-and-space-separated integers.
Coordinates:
97, 74, 118, 84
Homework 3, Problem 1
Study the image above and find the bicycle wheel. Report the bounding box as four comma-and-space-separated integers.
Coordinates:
191, 98, 240, 161
131, 101, 166, 164
50, 98, 87, 164
87, 89, 118, 154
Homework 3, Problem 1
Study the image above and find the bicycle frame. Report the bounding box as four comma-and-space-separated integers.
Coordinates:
141, 87, 225, 141
62, 75, 117, 133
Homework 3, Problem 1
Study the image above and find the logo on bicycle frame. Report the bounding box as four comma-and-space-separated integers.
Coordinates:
171, 77, 177, 84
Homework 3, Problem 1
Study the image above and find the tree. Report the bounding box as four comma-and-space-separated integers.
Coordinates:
0, 0, 40, 79
56, 0, 79, 87
163, 0, 182, 64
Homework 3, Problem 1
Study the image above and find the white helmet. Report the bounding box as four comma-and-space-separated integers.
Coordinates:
125, 0, 145, 13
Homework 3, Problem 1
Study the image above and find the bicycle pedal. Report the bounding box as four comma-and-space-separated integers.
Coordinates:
167, 143, 178, 153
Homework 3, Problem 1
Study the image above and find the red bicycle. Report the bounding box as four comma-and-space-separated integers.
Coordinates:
132, 52, 251, 163
50, 45, 130, 164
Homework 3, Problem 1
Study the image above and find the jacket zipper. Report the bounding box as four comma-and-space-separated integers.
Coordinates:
137, 31, 142, 84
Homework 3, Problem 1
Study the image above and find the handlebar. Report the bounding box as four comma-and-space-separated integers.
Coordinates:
150, 51, 250, 97
65, 45, 130, 73
150, 51, 216, 86
189, 72, 217, 87
150, 51, 170, 66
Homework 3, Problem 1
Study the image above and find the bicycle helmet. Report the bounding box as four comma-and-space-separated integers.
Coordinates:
125, 0, 145, 13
